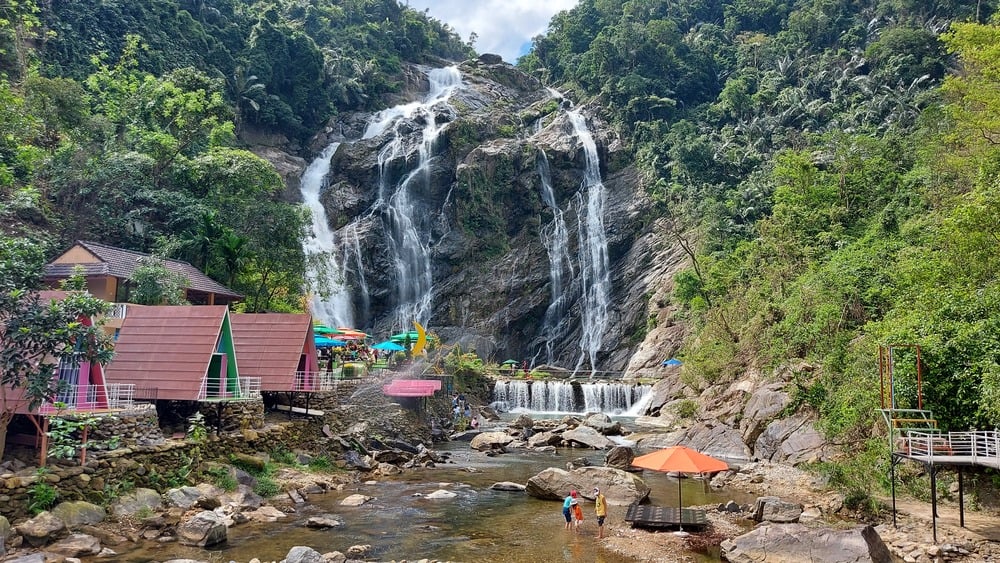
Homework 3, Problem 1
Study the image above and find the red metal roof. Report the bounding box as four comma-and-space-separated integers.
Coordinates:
105, 305, 228, 400
44, 241, 242, 299
230, 313, 316, 391
382, 379, 442, 397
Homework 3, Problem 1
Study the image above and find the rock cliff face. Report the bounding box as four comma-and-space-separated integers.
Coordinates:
266, 56, 688, 373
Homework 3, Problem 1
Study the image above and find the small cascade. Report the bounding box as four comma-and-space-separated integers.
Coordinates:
566, 110, 611, 374
535, 148, 574, 365
301, 141, 354, 327
365, 66, 463, 327
492, 380, 650, 415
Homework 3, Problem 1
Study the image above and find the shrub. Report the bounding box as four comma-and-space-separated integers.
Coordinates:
28, 480, 58, 514
676, 399, 699, 419
206, 466, 238, 492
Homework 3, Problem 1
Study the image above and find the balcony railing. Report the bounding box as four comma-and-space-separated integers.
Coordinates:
106, 303, 128, 319
39, 383, 136, 413
198, 376, 262, 402
294, 370, 367, 392
900, 430, 1000, 464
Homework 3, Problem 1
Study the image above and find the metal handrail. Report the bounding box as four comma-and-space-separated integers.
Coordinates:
900, 430, 1000, 463
40, 383, 135, 412
198, 376, 261, 401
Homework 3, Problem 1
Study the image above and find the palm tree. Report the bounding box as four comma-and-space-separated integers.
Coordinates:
215, 230, 250, 288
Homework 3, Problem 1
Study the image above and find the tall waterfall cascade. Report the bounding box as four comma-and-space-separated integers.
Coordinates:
367, 66, 463, 328
492, 380, 650, 416
301, 142, 355, 327
535, 148, 574, 365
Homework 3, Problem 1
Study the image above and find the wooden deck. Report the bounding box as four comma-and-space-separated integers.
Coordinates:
624, 504, 708, 530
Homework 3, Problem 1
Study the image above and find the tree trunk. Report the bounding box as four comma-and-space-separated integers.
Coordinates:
0, 409, 13, 462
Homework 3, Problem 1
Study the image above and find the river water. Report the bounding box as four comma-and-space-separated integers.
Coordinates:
112, 439, 753, 563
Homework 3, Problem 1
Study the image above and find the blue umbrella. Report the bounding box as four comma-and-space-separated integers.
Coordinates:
662, 358, 683, 367
315, 336, 347, 348
371, 341, 406, 352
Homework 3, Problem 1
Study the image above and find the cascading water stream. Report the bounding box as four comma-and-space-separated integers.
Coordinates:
535, 148, 574, 365
300, 142, 355, 327
364, 66, 462, 327
491, 380, 650, 415
567, 111, 611, 374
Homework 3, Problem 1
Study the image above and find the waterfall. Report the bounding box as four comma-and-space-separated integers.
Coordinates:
567, 111, 611, 374
492, 380, 650, 415
365, 66, 463, 327
300, 142, 354, 327
536, 149, 574, 365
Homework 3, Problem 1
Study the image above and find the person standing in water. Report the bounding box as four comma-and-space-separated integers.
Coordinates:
593, 487, 607, 538
562, 490, 577, 530
571, 497, 584, 533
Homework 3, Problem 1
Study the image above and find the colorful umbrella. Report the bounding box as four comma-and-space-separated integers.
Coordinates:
371, 341, 406, 352
662, 358, 683, 366
501, 359, 519, 366
314, 336, 347, 348
631, 446, 728, 534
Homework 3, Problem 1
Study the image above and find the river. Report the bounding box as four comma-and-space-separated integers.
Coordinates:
112, 439, 754, 563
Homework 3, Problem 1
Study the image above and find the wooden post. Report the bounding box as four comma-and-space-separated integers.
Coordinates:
39, 417, 49, 468
80, 424, 88, 465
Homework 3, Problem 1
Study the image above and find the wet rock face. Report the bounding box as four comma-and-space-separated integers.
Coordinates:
721, 523, 893, 563
176, 511, 228, 547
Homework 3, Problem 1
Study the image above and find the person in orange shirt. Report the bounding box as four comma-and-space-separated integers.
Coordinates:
571, 498, 584, 533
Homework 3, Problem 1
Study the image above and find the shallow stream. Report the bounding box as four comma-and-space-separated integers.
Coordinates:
112, 440, 754, 563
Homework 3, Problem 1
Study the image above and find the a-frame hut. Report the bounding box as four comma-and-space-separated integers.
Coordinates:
105, 306, 258, 402
229, 313, 320, 392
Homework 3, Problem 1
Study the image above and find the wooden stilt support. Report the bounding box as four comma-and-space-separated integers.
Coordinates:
959, 466, 965, 528
931, 465, 938, 544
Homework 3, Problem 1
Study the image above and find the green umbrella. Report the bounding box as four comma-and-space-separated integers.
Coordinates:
501, 359, 519, 366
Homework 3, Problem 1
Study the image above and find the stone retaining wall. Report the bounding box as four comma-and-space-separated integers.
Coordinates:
0, 421, 311, 522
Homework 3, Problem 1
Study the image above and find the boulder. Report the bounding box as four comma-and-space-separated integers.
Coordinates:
165, 486, 204, 509
340, 494, 374, 507
231, 452, 267, 472
490, 482, 526, 492
470, 431, 515, 452
285, 546, 324, 563
48, 533, 101, 557
604, 446, 635, 470
425, 489, 458, 499
16, 511, 65, 547
510, 414, 534, 429
478, 53, 504, 65
666, 422, 751, 461
721, 523, 892, 563
51, 501, 107, 528
0, 514, 9, 552
751, 496, 803, 523
177, 511, 228, 547
3, 555, 46, 563
584, 413, 622, 435
245, 506, 287, 523
561, 426, 615, 449
739, 383, 791, 444
111, 488, 162, 518
449, 430, 480, 442
305, 515, 343, 529
754, 415, 830, 465
525, 466, 650, 505
527, 430, 561, 448
643, 376, 690, 417
219, 484, 264, 511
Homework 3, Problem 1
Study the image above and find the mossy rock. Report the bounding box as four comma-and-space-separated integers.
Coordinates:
50, 500, 107, 528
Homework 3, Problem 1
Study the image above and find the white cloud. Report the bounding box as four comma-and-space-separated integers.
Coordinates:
404, 0, 580, 63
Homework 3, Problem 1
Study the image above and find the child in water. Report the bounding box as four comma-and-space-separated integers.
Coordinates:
571, 498, 584, 533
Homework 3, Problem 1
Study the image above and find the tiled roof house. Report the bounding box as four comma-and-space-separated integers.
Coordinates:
105, 306, 258, 402
44, 241, 242, 306
230, 313, 321, 392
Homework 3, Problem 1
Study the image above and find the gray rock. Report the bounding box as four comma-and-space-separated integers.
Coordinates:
218, 484, 263, 510
490, 482, 526, 492
752, 496, 803, 523
479, 53, 504, 65
110, 488, 162, 518
285, 545, 324, 563
604, 445, 635, 469
470, 431, 515, 452
425, 489, 458, 499
165, 486, 204, 509
449, 430, 480, 441
566, 456, 592, 470
305, 515, 343, 529
51, 501, 107, 528
346, 544, 371, 557
176, 511, 228, 547
584, 413, 622, 435
245, 506, 287, 523
511, 414, 534, 429
527, 430, 561, 448
15, 510, 66, 547
739, 383, 791, 445
754, 414, 830, 465
48, 533, 102, 557
561, 426, 615, 449
3, 554, 46, 563
525, 466, 650, 505
340, 494, 373, 507
666, 422, 752, 462
721, 523, 892, 563
1, 514, 10, 548
163, 560, 209, 563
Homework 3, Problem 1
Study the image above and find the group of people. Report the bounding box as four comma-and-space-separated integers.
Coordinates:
562, 488, 607, 538
451, 392, 478, 429
319, 343, 384, 372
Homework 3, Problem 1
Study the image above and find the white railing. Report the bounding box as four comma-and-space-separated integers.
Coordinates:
294, 370, 367, 392
198, 376, 262, 401
41, 383, 135, 413
107, 303, 128, 319
900, 430, 1000, 463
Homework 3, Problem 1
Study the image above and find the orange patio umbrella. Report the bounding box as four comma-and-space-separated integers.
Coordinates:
631, 446, 729, 533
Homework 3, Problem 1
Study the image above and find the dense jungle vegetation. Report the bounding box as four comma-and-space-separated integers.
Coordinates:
0, 0, 471, 311
4, 0, 1000, 505
519, 0, 1000, 503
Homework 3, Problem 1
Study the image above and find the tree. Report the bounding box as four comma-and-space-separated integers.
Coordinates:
0, 237, 113, 460
128, 256, 189, 305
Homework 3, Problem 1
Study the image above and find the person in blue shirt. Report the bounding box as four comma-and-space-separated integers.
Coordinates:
562, 490, 578, 530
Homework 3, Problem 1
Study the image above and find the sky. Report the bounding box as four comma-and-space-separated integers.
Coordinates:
403, 0, 580, 64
